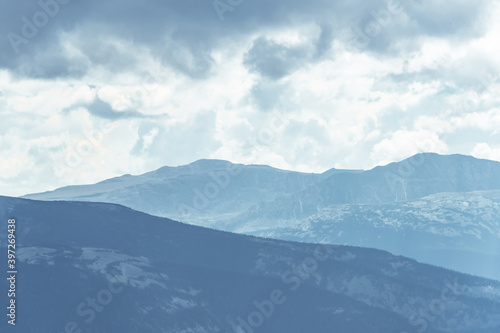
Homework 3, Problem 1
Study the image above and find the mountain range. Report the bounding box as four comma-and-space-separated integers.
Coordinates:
1, 196, 500, 332
24, 153, 500, 280
24, 159, 362, 224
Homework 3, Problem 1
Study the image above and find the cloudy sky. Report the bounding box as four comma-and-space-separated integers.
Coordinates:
1, 0, 500, 196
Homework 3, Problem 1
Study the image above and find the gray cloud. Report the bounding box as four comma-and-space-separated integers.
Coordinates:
87, 98, 145, 119
243, 37, 311, 80
315, 24, 334, 57
1, 0, 493, 79
64, 97, 148, 120
14, 44, 88, 79
345, 0, 491, 55
160, 31, 215, 79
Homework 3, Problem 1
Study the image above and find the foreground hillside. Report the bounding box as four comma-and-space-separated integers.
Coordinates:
1, 196, 500, 332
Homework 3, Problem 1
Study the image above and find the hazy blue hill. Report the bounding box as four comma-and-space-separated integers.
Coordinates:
24, 159, 326, 226
1, 196, 500, 332
248, 153, 500, 221
25, 154, 500, 223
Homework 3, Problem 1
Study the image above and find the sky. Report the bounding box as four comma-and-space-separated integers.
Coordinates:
1, 0, 500, 197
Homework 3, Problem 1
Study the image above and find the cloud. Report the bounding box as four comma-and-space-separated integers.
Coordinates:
1, 0, 500, 196
243, 37, 310, 80
242, 25, 335, 80
1, 0, 493, 78
84, 98, 146, 119
249, 79, 292, 111
371, 129, 449, 166
471, 143, 500, 162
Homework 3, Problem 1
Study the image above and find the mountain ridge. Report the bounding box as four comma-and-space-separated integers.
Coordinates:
20, 153, 500, 280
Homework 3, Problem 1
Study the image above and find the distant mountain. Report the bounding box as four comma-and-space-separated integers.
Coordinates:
23, 159, 362, 226
246, 153, 500, 221
227, 154, 500, 280
23, 153, 500, 280
1, 196, 500, 332
240, 190, 500, 281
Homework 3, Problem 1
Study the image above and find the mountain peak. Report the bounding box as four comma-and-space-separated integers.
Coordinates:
187, 158, 235, 169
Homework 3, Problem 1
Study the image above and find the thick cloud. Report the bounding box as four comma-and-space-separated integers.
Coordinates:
243, 37, 311, 80
1, 0, 500, 196
1, 0, 493, 78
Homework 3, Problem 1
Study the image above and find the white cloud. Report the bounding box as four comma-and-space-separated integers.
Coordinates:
471, 143, 500, 162
462, 108, 500, 132
414, 116, 455, 133
371, 130, 449, 167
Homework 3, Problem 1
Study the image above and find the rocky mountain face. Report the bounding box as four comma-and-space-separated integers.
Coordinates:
1, 196, 500, 332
